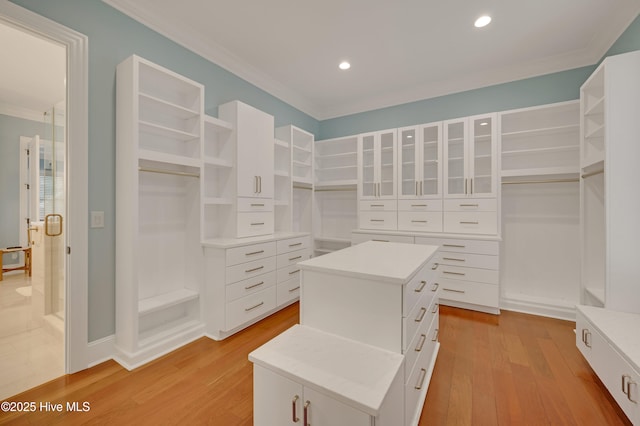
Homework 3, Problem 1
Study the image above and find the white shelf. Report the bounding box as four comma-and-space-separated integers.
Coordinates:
585, 124, 605, 139
139, 120, 199, 141
316, 151, 357, 160
203, 156, 233, 168
139, 92, 200, 120
138, 149, 200, 168
204, 115, 233, 132
274, 169, 290, 178
502, 145, 578, 156
293, 160, 312, 167
203, 197, 234, 205
315, 179, 358, 188
274, 138, 290, 149
584, 97, 605, 116
501, 124, 579, 139
139, 289, 199, 316
501, 166, 579, 179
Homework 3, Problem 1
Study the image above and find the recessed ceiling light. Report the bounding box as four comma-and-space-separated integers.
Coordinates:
480, 121, 489, 126
474, 15, 492, 28
339, 61, 351, 70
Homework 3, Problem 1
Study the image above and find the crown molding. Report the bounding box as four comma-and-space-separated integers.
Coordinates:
0, 102, 45, 122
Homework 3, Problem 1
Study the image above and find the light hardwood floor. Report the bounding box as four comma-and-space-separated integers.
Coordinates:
0, 303, 631, 425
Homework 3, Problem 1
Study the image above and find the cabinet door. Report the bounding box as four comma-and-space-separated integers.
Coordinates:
254, 365, 303, 426
303, 386, 371, 426
359, 132, 377, 199
398, 126, 420, 199
378, 129, 397, 198
444, 119, 467, 198
236, 103, 274, 199
420, 122, 442, 198
468, 114, 496, 197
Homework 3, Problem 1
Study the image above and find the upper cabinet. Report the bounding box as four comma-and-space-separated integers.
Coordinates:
358, 129, 397, 200
397, 122, 442, 200
444, 113, 498, 198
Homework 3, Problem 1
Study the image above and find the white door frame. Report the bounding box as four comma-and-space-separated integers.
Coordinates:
0, 1, 89, 373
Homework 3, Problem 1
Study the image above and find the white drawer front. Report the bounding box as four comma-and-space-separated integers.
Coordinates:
437, 252, 498, 270
403, 263, 439, 317
237, 197, 274, 212
415, 236, 499, 256
225, 286, 276, 331
277, 263, 302, 283
444, 198, 497, 212
226, 241, 277, 266
398, 211, 443, 233
276, 235, 311, 254
237, 212, 275, 238
351, 232, 414, 245
438, 279, 499, 308
398, 199, 443, 212
226, 271, 276, 302
226, 256, 276, 285
443, 212, 497, 235
276, 277, 301, 306
405, 307, 438, 383
437, 264, 499, 284
360, 199, 397, 211
403, 291, 434, 353
276, 249, 310, 269
359, 211, 398, 231
405, 314, 438, 424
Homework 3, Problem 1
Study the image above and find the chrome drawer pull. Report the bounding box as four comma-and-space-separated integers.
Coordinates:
411, 204, 428, 207
415, 280, 427, 292
289, 255, 302, 261
415, 368, 427, 390
289, 242, 303, 247
245, 301, 264, 312
289, 269, 301, 275
431, 283, 439, 292
250, 222, 265, 226
443, 244, 465, 248
432, 303, 439, 313
370, 204, 384, 207
370, 219, 385, 222
460, 221, 479, 225
245, 250, 265, 256
244, 281, 264, 290
432, 328, 439, 342
443, 288, 465, 294
459, 203, 479, 207
412, 220, 428, 223
584, 330, 592, 348
415, 307, 427, 322
372, 239, 389, 242
444, 271, 465, 276
431, 262, 439, 270
443, 257, 465, 262
289, 286, 300, 293
245, 266, 264, 273
415, 334, 427, 352
250, 203, 265, 207
292, 395, 300, 422
628, 380, 638, 404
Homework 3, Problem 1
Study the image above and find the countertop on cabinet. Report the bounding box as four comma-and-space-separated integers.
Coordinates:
298, 240, 438, 284
202, 232, 310, 248
249, 324, 404, 416
351, 228, 503, 241
577, 304, 640, 372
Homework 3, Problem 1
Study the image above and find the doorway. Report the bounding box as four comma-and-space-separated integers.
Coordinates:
0, 0, 89, 397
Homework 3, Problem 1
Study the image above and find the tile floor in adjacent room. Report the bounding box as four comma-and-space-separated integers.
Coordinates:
0, 272, 64, 401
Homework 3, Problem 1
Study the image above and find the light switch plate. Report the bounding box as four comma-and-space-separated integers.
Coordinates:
90, 211, 105, 228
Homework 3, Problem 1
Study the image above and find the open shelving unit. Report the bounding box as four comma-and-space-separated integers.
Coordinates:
273, 137, 292, 232
116, 55, 205, 369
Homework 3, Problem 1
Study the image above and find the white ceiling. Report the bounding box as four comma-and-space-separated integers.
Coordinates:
0, 22, 65, 119
103, 0, 640, 120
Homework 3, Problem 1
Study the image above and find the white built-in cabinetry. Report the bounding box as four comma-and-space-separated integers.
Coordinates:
297, 241, 440, 426
115, 55, 205, 368
313, 136, 358, 255
580, 50, 640, 313
273, 136, 292, 232
218, 101, 275, 238
250, 325, 405, 426
397, 123, 443, 233
499, 101, 581, 319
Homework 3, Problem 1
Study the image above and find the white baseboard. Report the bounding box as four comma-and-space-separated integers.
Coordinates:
86, 335, 116, 368
500, 293, 577, 321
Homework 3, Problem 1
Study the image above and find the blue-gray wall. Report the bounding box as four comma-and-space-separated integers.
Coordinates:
7, 0, 640, 342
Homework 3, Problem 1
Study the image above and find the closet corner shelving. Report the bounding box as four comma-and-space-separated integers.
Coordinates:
313, 135, 358, 255
115, 54, 205, 369
275, 125, 314, 235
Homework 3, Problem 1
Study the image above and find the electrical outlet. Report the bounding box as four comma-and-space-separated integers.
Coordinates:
90, 211, 105, 228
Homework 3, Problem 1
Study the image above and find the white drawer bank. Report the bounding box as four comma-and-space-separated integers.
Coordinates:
203, 232, 310, 340
576, 305, 640, 424
352, 229, 500, 315
250, 325, 405, 426
298, 241, 440, 426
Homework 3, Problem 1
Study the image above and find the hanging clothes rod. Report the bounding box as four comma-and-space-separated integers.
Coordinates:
138, 167, 200, 178
293, 185, 313, 190
581, 169, 604, 179
502, 178, 579, 185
